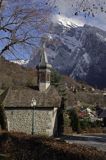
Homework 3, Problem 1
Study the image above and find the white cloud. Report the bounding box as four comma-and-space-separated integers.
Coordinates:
54, 0, 106, 30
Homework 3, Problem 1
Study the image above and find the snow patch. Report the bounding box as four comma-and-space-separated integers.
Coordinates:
96, 33, 106, 42
52, 14, 84, 28
63, 35, 82, 52
10, 60, 29, 66
83, 53, 90, 64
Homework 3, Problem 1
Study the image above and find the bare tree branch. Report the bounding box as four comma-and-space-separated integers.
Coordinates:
0, 0, 105, 58
0, 0, 53, 57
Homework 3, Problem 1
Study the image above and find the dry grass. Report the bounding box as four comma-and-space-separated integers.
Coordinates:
0, 131, 106, 160
0, 57, 37, 89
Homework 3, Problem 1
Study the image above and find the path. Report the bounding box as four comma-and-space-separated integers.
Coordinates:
61, 134, 106, 151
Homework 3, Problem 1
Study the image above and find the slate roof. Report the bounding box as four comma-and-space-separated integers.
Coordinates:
1, 86, 61, 108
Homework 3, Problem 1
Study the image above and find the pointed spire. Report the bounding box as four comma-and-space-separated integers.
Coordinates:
36, 35, 52, 92
38, 36, 52, 69
39, 41, 48, 66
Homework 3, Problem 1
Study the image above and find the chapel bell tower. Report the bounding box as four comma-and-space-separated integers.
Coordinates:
36, 36, 52, 92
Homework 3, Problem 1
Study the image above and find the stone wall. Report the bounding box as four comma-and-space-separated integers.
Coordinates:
5, 109, 32, 134
5, 108, 58, 136
39, 82, 50, 92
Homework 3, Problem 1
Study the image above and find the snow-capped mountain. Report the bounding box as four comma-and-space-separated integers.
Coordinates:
28, 15, 106, 89
11, 59, 29, 66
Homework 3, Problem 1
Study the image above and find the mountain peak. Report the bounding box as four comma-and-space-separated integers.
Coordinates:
28, 22, 106, 89
52, 14, 83, 28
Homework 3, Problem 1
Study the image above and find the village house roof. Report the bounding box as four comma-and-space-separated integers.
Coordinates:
1, 86, 61, 108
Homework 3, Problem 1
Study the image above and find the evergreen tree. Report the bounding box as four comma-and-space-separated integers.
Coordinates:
69, 109, 80, 133
51, 69, 61, 87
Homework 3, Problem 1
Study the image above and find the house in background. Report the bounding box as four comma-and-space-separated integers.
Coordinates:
0, 39, 61, 136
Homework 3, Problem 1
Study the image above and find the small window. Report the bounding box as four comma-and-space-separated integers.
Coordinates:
39, 72, 46, 82
46, 73, 50, 81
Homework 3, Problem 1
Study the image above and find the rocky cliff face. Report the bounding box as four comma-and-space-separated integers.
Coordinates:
28, 19, 106, 89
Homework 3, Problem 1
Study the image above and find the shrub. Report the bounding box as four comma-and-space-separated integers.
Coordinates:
0, 105, 7, 130
80, 118, 91, 130
69, 109, 80, 133
51, 69, 61, 87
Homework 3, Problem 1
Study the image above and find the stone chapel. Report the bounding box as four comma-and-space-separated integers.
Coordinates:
0, 38, 61, 136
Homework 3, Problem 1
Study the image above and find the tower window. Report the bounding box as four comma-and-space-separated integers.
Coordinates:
39, 72, 46, 82
46, 73, 50, 81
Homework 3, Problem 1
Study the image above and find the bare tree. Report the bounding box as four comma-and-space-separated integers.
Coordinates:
54, 0, 106, 17
73, 0, 106, 17
0, 0, 53, 57
0, 0, 105, 58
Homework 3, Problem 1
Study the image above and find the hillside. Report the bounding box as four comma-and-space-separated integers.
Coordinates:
56, 76, 106, 107
0, 56, 106, 107
0, 57, 37, 89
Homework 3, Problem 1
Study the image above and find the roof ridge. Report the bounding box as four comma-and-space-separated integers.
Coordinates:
0, 88, 10, 106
